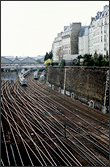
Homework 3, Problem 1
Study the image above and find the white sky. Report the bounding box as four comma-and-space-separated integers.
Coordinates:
1, 1, 109, 57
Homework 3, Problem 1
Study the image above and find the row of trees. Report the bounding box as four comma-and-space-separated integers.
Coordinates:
77, 52, 109, 67
44, 50, 109, 67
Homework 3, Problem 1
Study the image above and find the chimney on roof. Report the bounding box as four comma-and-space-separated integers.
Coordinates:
104, 5, 109, 11
91, 17, 95, 22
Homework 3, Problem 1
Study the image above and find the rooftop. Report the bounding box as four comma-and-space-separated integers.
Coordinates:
79, 26, 89, 37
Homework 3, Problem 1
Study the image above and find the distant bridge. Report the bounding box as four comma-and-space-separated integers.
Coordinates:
1, 78, 16, 81
1, 64, 45, 72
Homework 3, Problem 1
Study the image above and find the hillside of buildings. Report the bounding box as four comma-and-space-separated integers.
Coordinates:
46, 5, 109, 66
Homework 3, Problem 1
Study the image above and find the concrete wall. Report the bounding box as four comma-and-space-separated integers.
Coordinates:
46, 66, 109, 112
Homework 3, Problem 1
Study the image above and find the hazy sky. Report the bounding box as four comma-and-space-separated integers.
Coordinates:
1, 1, 109, 57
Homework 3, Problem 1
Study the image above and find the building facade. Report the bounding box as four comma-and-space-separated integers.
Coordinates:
78, 26, 89, 55
88, 5, 109, 56
52, 22, 81, 62
52, 5, 109, 61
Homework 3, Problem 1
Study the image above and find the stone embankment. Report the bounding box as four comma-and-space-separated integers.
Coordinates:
46, 66, 109, 113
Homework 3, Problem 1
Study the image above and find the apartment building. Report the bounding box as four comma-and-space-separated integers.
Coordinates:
52, 22, 81, 62
52, 5, 109, 61
88, 5, 109, 56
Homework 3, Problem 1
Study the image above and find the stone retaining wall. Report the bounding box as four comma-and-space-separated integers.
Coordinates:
46, 66, 109, 113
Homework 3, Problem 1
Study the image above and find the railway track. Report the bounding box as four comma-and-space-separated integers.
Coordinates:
1, 72, 109, 166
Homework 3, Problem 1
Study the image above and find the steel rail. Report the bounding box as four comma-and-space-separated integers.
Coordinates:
61, 138, 96, 166
67, 133, 106, 166
1, 158, 4, 166
3, 89, 34, 166
1, 97, 24, 166
16, 81, 93, 138
1, 91, 70, 166
1, 112, 44, 166
1, 103, 71, 165
80, 134, 109, 155
14, 86, 68, 135
35, 85, 109, 139
2, 90, 54, 166
16, 79, 109, 159
10, 143, 17, 166
2, 86, 48, 166
26, 102, 82, 166
63, 125, 108, 166
67, 137, 102, 166
24, 82, 107, 166
19, 90, 107, 163
12, 83, 82, 165
1, 103, 47, 166
3, 83, 37, 165
11, 100, 57, 166
1, 121, 10, 166
2, 88, 53, 138
20, 87, 88, 138
17, 80, 108, 166
2, 87, 68, 167
89, 135, 109, 151
26, 80, 109, 130
45, 97, 109, 138
36, 78, 109, 120
31, 79, 109, 126
66, 138, 97, 166
1, 75, 109, 166
21, 101, 80, 166
1, 100, 18, 166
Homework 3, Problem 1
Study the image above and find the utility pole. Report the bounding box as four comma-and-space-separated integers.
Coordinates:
64, 67, 66, 94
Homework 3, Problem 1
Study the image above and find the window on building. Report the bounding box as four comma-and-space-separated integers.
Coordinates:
104, 35, 106, 42
101, 36, 102, 42
104, 43, 106, 50
104, 26, 106, 33
101, 27, 102, 33
105, 18, 107, 24
101, 20, 103, 26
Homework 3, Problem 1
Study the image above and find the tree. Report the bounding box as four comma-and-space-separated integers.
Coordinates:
101, 58, 109, 66
77, 55, 83, 60
76, 55, 83, 65
83, 54, 92, 66
50, 61, 53, 66
44, 51, 53, 62
56, 47, 63, 61
98, 54, 103, 67
49, 51, 53, 59
93, 51, 99, 66
44, 58, 52, 66
87, 57, 94, 66
59, 59, 65, 67
44, 52, 49, 61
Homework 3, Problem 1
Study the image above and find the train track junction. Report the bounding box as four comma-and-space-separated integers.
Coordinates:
1, 71, 109, 166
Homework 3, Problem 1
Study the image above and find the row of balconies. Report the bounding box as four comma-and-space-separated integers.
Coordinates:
88, 35, 108, 42
99, 20, 108, 27
89, 29, 107, 38
93, 20, 108, 28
